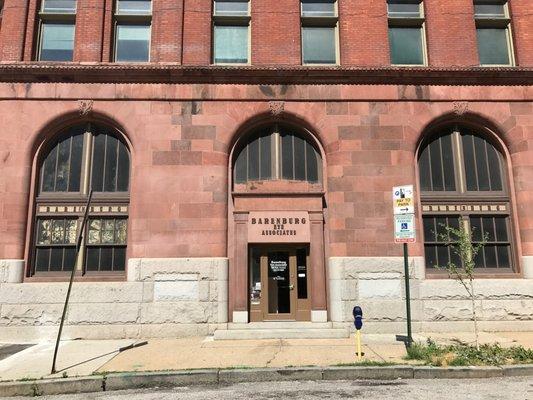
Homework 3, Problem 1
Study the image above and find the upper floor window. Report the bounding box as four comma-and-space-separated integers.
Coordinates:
32, 123, 130, 277
301, 0, 338, 65
213, 0, 250, 64
387, 0, 427, 65
234, 125, 322, 184
37, 0, 77, 61
418, 126, 514, 273
474, 0, 514, 66
114, 0, 152, 62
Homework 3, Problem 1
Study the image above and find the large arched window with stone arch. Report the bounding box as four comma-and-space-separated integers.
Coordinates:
233, 124, 322, 184
418, 124, 515, 273
31, 122, 130, 277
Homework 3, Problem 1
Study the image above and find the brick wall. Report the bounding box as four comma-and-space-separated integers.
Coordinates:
1, 0, 531, 66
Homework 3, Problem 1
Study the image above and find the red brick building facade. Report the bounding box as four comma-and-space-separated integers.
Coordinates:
0, 0, 531, 339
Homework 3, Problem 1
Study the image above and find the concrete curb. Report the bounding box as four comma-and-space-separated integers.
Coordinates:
0, 365, 531, 397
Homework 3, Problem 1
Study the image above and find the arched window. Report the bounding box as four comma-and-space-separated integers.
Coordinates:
32, 123, 130, 277
234, 124, 322, 184
418, 125, 514, 273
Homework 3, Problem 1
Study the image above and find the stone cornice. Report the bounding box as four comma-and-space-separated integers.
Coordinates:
0, 63, 531, 86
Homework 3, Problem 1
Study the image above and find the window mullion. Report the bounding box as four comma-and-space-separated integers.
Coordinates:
274, 127, 280, 180
452, 130, 466, 194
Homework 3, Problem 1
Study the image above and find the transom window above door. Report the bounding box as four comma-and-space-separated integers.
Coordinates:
233, 125, 322, 184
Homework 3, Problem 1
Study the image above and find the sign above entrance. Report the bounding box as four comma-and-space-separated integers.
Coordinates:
248, 211, 311, 243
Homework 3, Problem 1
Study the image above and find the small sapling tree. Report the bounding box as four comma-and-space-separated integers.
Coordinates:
437, 219, 488, 350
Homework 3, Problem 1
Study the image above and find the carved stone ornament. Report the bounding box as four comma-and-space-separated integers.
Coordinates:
268, 101, 285, 117
452, 101, 469, 116
78, 100, 94, 116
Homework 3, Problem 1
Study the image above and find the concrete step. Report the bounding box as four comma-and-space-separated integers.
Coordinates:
214, 327, 349, 340
227, 322, 333, 330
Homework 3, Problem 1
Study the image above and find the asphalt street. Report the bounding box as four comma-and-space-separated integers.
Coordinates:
4, 376, 531, 400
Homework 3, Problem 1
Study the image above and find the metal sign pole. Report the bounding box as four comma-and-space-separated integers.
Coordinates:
51, 190, 93, 374
403, 243, 413, 347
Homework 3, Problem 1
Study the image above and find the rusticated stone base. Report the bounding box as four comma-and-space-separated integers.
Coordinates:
328, 257, 533, 333
0, 258, 228, 341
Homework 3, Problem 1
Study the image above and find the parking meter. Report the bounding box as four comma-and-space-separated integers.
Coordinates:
353, 306, 363, 330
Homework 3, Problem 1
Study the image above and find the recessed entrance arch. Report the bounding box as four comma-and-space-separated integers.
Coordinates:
227, 121, 328, 323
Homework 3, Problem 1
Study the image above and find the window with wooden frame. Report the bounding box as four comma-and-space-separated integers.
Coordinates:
31, 123, 130, 278
387, 0, 427, 66
234, 125, 322, 184
37, 0, 77, 61
114, 0, 152, 62
301, 0, 338, 65
418, 125, 516, 274
212, 0, 250, 64
474, 0, 515, 66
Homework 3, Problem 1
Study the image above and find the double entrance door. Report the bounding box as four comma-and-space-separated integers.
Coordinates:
249, 245, 311, 322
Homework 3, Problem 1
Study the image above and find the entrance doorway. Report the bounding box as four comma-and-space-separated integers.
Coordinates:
249, 245, 311, 322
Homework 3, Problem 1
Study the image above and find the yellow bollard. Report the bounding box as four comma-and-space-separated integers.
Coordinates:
356, 329, 362, 361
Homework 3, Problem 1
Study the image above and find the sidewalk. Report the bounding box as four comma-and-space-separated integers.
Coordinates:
0, 331, 531, 382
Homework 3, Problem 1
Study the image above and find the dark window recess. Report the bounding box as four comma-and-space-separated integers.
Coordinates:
41, 131, 84, 193
418, 132, 456, 192
86, 218, 127, 272
34, 218, 78, 272
234, 126, 321, 184
461, 133, 503, 192
91, 133, 130, 192
470, 216, 511, 269
423, 216, 461, 269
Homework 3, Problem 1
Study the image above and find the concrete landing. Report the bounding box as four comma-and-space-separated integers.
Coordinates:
214, 322, 350, 340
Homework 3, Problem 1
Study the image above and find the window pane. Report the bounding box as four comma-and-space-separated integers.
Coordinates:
63, 247, 77, 271
477, 28, 510, 65
496, 245, 510, 268
235, 147, 247, 183
487, 143, 503, 191
115, 219, 128, 244
40, 23, 75, 61
50, 247, 63, 271
294, 135, 306, 181
248, 136, 259, 180
68, 133, 83, 192
494, 217, 508, 242
484, 246, 498, 268
117, 0, 151, 15
42, 0, 76, 13
55, 137, 71, 191
425, 246, 437, 268
117, 141, 130, 191
418, 144, 431, 191
306, 141, 319, 182
474, 135, 490, 190
104, 135, 118, 192
91, 133, 105, 192
37, 220, 52, 245
102, 220, 115, 244
470, 216, 483, 242
483, 216, 496, 241
214, 25, 248, 64
281, 133, 294, 179
65, 219, 78, 244
113, 247, 126, 271
86, 247, 100, 271
441, 134, 456, 191
116, 24, 150, 62
100, 247, 113, 271
474, 3, 505, 18
42, 146, 58, 192
259, 134, 272, 180
51, 219, 65, 244
35, 248, 51, 272
214, 0, 248, 16
387, 0, 421, 18
301, 0, 336, 17
88, 219, 101, 244
389, 27, 424, 65
429, 139, 444, 191
462, 134, 478, 191
302, 27, 336, 64
437, 245, 450, 267
423, 217, 435, 242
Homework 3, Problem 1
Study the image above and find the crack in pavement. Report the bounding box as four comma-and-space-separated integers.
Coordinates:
265, 340, 283, 367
